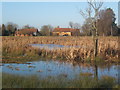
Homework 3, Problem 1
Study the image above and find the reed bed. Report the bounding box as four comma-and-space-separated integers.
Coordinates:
2, 36, 119, 63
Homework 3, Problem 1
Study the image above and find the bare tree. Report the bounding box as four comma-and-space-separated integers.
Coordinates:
69, 22, 81, 30
80, 3, 92, 19
87, 0, 103, 36
40, 25, 53, 36
80, 0, 103, 36
88, 0, 103, 58
22, 24, 35, 29
81, 19, 93, 36
6, 22, 18, 36
0, 25, 1, 36
118, 24, 120, 28
84, 1, 103, 80
80, 0, 103, 58
69, 22, 74, 28
80, 3, 93, 36
73, 23, 81, 29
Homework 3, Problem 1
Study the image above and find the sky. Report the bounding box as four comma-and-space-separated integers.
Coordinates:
118, 2, 120, 25
1, 1, 119, 29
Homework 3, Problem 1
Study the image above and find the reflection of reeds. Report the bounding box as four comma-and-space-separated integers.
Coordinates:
2, 36, 119, 62
2, 73, 118, 88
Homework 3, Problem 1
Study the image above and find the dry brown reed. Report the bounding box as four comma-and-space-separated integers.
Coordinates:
2, 36, 119, 62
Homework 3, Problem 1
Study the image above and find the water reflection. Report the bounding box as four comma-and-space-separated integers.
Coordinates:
1, 60, 118, 79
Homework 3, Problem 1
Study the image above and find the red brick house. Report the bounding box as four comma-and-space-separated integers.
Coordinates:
15, 29, 38, 36
52, 27, 80, 36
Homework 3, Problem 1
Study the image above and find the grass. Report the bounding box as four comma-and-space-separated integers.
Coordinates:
0, 72, 2, 89
2, 36, 119, 63
2, 73, 119, 88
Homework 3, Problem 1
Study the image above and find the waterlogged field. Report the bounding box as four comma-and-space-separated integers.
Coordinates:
1, 60, 119, 88
1, 36, 120, 88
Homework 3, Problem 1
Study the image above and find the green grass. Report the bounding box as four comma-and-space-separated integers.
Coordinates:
0, 72, 2, 89
2, 73, 119, 88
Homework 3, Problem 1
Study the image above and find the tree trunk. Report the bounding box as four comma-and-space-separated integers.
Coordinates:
94, 38, 98, 57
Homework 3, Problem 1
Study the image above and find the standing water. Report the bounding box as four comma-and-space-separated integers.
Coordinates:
1, 60, 118, 79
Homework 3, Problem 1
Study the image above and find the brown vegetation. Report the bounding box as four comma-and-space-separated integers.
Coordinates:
2, 36, 119, 63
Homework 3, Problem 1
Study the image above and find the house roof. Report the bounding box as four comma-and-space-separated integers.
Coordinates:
15, 29, 38, 34
53, 28, 79, 32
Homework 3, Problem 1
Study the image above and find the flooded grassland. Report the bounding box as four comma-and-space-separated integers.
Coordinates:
1, 36, 120, 88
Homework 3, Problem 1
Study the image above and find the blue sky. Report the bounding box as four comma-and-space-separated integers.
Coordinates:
118, 1, 120, 25
1, 2, 118, 28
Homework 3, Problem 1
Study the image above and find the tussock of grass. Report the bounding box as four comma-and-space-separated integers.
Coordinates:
2, 73, 118, 88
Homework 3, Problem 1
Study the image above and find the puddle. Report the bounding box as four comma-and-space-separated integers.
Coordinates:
30, 44, 81, 50
1, 60, 119, 79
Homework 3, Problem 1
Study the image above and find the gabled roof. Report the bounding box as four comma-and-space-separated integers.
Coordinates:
53, 28, 79, 32
15, 29, 38, 34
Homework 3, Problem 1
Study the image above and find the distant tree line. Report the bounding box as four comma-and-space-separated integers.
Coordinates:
0, 7, 120, 36
39, 25, 53, 36
0, 23, 54, 36
1, 22, 18, 36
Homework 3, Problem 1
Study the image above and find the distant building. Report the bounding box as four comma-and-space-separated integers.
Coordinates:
15, 29, 39, 36
52, 27, 80, 36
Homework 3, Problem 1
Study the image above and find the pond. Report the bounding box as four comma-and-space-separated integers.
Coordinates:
30, 44, 82, 50
1, 60, 119, 79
